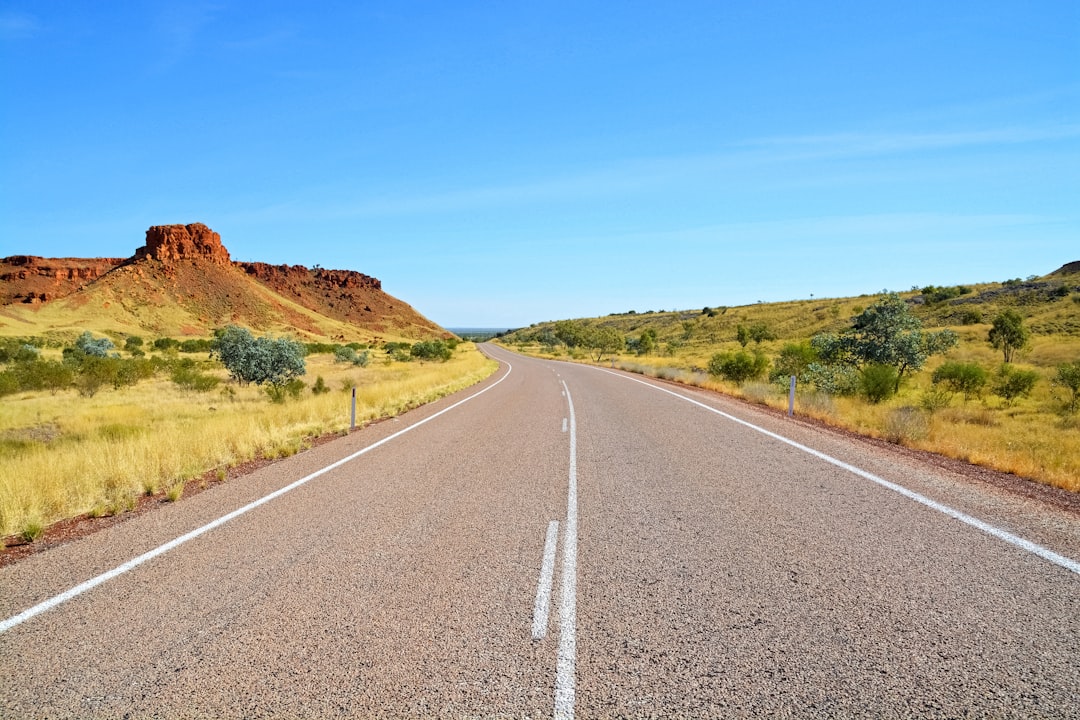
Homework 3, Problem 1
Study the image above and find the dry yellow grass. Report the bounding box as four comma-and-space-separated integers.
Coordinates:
0, 346, 497, 539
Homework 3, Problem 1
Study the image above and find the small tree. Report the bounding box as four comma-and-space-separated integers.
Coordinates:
811, 293, 958, 392
932, 361, 988, 400
637, 328, 657, 356
748, 322, 775, 344
992, 365, 1039, 405
735, 324, 751, 347
213, 325, 306, 387
988, 310, 1030, 363
1055, 362, 1080, 412
589, 327, 624, 362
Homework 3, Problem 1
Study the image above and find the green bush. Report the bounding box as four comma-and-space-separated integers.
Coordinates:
920, 387, 953, 414
707, 350, 768, 383
860, 364, 899, 403
214, 326, 306, 386
178, 338, 213, 353
334, 346, 358, 363
312, 376, 329, 395
171, 365, 221, 392
265, 378, 306, 403
932, 361, 988, 400
1055, 362, 1080, 412
770, 342, 818, 383
992, 365, 1039, 405
411, 340, 453, 362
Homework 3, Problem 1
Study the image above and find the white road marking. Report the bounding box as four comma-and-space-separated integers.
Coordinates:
0, 361, 515, 635
555, 380, 579, 720
532, 520, 560, 640
562, 418, 568, 433
600, 368, 1080, 577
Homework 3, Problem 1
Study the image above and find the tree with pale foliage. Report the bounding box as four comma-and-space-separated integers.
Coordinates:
811, 293, 958, 392
213, 325, 306, 387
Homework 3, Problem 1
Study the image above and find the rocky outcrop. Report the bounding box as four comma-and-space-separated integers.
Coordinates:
237, 262, 381, 291
1050, 261, 1080, 276
0, 256, 125, 304
134, 223, 230, 265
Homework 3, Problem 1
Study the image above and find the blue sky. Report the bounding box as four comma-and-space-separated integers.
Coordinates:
2, 2, 1077, 328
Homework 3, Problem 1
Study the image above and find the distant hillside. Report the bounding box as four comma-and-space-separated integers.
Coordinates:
0, 223, 447, 342
501, 262, 1080, 350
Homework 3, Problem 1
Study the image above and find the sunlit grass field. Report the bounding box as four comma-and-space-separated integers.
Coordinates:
0, 346, 497, 540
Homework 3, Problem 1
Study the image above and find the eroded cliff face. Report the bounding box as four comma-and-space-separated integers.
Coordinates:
0, 256, 125, 304
134, 223, 231, 265
237, 262, 381, 291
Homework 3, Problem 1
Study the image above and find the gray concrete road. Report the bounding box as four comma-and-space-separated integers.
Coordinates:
2, 344, 1078, 718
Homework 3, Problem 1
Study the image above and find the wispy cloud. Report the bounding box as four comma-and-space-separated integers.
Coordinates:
736, 125, 1080, 160
0, 10, 40, 40
147, 2, 222, 73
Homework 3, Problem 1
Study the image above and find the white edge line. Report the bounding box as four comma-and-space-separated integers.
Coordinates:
532, 520, 560, 641
554, 380, 578, 720
0, 359, 514, 635
596, 367, 1080, 577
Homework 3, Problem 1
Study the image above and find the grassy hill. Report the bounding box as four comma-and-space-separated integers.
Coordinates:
500, 263, 1080, 493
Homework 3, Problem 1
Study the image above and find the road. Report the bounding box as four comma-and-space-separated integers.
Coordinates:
2, 344, 1079, 718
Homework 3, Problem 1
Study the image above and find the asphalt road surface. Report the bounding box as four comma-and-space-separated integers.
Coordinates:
2, 344, 1078, 718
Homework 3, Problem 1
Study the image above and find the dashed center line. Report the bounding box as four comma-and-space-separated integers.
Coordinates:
554, 380, 579, 720
532, 520, 560, 641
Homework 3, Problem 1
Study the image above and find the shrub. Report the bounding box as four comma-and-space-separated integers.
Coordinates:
992, 365, 1039, 405
179, 338, 213, 353
384, 342, 413, 361
932, 361, 988, 400
214, 326, 306, 386
860, 364, 899, 403
805, 362, 860, 396
312, 376, 330, 395
884, 407, 929, 444
334, 346, 358, 363
153, 337, 180, 351
920, 387, 953, 414
770, 342, 818, 384
265, 378, 306, 403
1055, 362, 1080, 412
411, 340, 453, 362
171, 365, 221, 392
707, 350, 768, 383
74, 331, 116, 358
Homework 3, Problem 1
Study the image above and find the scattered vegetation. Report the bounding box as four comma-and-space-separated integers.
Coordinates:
498, 269, 1080, 493
0, 340, 496, 540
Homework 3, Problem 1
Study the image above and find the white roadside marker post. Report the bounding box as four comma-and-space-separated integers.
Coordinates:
788, 375, 796, 417
350, 387, 357, 430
